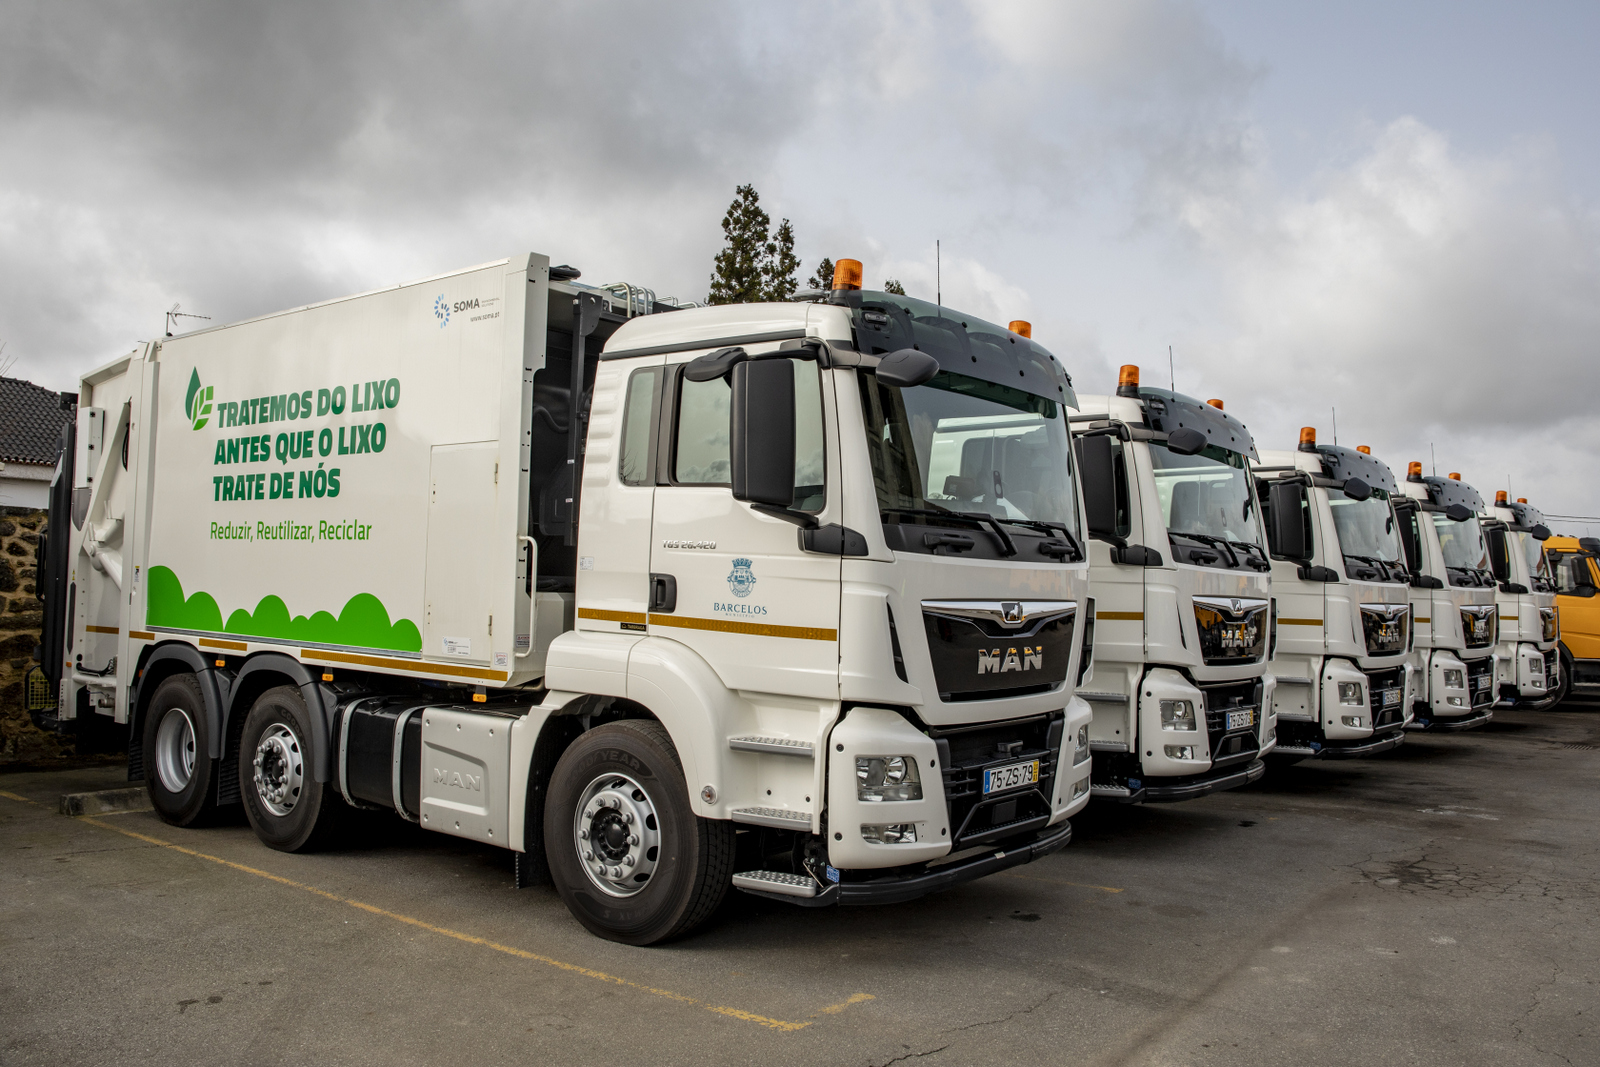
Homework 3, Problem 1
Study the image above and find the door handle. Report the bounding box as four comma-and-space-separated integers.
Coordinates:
649, 573, 677, 613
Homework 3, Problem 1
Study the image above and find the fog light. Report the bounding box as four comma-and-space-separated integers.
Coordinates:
1443, 669, 1464, 689
1341, 715, 1364, 728
1338, 682, 1363, 706
1072, 777, 1089, 799
1446, 696, 1464, 707
1164, 745, 1196, 760
861, 823, 918, 844
1074, 725, 1090, 764
1266, 725, 1276, 743
857, 756, 922, 802
1161, 699, 1197, 731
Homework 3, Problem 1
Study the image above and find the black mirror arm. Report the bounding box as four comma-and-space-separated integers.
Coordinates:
751, 503, 818, 529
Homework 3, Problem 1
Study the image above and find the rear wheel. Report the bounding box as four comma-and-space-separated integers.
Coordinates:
239, 686, 344, 852
1551, 647, 1573, 708
142, 674, 218, 826
545, 720, 733, 945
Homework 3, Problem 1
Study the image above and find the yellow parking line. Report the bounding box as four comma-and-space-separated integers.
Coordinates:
0, 790, 37, 804
999, 870, 1125, 893
78, 816, 811, 1032
813, 992, 876, 1016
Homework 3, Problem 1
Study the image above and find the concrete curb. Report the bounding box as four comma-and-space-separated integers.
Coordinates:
60, 787, 152, 817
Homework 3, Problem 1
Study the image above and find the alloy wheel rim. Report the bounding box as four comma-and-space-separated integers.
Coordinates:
572, 772, 662, 898
153, 707, 196, 793
252, 723, 304, 817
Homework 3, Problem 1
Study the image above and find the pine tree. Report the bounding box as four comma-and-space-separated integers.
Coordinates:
883, 279, 906, 295
708, 185, 771, 305
807, 256, 836, 292
766, 219, 799, 301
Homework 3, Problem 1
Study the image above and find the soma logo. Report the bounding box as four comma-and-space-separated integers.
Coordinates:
184, 369, 213, 431
433, 294, 483, 327
433, 768, 483, 792
978, 647, 1043, 674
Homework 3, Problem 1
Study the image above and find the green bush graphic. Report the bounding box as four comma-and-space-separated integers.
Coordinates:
145, 566, 422, 653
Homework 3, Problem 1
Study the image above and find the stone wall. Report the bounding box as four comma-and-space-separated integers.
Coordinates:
0, 508, 65, 762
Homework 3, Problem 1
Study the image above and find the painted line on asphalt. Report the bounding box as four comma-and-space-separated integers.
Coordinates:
0, 790, 38, 803
812, 992, 875, 1017
999, 870, 1125, 893
75, 815, 812, 1032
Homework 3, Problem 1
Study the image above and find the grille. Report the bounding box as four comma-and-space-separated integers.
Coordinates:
1360, 605, 1410, 655
922, 603, 1075, 702
1193, 598, 1269, 665
1198, 678, 1262, 768
1467, 657, 1495, 707
1461, 607, 1496, 649
1363, 666, 1406, 728
932, 712, 1063, 848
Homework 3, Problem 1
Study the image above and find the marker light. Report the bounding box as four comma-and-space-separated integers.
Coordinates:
1496, 490, 1508, 504
1408, 461, 1423, 480
1206, 398, 1224, 409
1357, 445, 1371, 454
1009, 320, 1032, 338
1449, 472, 1460, 481
1116, 364, 1141, 398
831, 258, 863, 291
1519, 497, 1528, 504
1299, 426, 1317, 453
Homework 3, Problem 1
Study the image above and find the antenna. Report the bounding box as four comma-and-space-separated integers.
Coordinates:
1430, 443, 1436, 475
1168, 346, 1174, 392
1331, 406, 1337, 446
936, 240, 941, 307
166, 303, 212, 337
0, 340, 14, 379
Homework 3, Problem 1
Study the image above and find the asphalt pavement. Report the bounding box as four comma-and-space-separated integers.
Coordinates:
3, 705, 1596, 1067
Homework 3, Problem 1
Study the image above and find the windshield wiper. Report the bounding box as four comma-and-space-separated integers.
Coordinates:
1170, 531, 1239, 567
1344, 553, 1404, 582
1226, 540, 1272, 572
1445, 564, 1487, 587
880, 506, 1017, 557
993, 518, 1084, 562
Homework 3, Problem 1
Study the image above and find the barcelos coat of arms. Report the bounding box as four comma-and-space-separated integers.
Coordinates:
726, 558, 757, 598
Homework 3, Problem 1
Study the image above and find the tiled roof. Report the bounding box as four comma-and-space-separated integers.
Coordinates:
0, 377, 76, 465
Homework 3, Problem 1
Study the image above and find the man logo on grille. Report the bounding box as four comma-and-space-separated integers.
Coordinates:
979, 646, 1043, 673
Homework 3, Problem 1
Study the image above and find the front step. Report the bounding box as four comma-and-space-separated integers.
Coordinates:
727, 735, 814, 757
730, 806, 813, 829
731, 870, 819, 898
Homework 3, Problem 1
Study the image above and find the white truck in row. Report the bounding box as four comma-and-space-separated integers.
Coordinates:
1482, 493, 1559, 708
38, 254, 1096, 944
1069, 369, 1276, 802
1255, 433, 1411, 759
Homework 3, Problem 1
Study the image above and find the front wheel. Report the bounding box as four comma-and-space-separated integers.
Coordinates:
1550, 647, 1573, 708
238, 686, 345, 852
143, 674, 218, 826
544, 720, 733, 945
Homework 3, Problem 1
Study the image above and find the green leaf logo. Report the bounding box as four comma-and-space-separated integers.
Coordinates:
185, 369, 212, 430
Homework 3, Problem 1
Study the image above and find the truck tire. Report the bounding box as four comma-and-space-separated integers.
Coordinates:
142, 674, 218, 826
1551, 647, 1573, 708
544, 719, 734, 946
238, 686, 345, 853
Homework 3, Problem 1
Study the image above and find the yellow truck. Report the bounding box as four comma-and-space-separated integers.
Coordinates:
1544, 533, 1600, 702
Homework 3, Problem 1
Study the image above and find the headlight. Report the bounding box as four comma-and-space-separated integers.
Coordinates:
1337, 681, 1364, 706
1443, 669, 1464, 689
1341, 715, 1365, 728
861, 822, 917, 844
856, 756, 922, 802
1073, 724, 1090, 764
1161, 699, 1197, 731
1164, 745, 1196, 760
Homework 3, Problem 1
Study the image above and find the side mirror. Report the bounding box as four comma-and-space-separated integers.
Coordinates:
1342, 477, 1372, 502
1268, 481, 1311, 561
1165, 427, 1207, 456
1446, 503, 1472, 522
1074, 435, 1120, 543
1486, 526, 1510, 581
874, 349, 940, 388
1531, 524, 1551, 541
730, 359, 795, 507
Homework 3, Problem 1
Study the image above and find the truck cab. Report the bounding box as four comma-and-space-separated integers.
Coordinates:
1256, 434, 1411, 760
1070, 371, 1274, 803
1482, 493, 1559, 708
1544, 534, 1600, 701
1394, 468, 1498, 728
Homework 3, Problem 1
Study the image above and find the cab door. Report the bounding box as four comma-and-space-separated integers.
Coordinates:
1554, 553, 1600, 661
646, 354, 841, 700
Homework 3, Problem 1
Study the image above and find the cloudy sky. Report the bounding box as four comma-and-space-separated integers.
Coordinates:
4, 1, 1598, 522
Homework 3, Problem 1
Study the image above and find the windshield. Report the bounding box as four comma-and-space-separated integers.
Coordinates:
1329, 489, 1404, 565
1432, 513, 1489, 581
1514, 531, 1550, 583
1150, 442, 1263, 550
859, 370, 1078, 529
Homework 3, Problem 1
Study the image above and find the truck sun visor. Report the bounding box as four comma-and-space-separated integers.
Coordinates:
1316, 444, 1399, 496
1422, 474, 1485, 513
1137, 387, 1258, 459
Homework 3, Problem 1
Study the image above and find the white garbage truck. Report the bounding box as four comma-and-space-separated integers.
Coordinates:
1394, 467, 1498, 729
1482, 492, 1559, 708
1254, 432, 1411, 760
1069, 368, 1275, 802
39, 253, 1096, 944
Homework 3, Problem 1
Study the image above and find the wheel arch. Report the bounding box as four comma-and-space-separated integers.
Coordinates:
128, 642, 225, 783
228, 653, 336, 787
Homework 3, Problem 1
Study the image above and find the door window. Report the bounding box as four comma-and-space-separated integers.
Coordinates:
669, 359, 825, 509
619, 367, 661, 486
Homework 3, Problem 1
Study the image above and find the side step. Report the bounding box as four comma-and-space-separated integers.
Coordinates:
728, 735, 814, 757
730, 806, 813, 829
732, 870, 819, 898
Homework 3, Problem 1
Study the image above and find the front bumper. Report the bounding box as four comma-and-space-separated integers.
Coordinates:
1094, 757, 1265, 803
1272, 729, 1404, 760
1407, 707, 1493, 731
731, 821, 1073, 907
